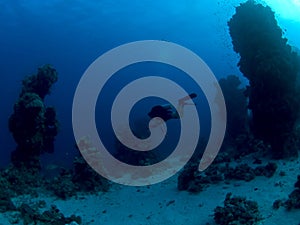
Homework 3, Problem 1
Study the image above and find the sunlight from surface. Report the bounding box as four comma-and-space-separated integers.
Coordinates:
263, 0, 300, 22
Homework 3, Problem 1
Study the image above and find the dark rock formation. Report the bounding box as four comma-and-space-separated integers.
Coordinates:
178, 160, 277, 193
9, 64, 59, 169
214, 193, 262, 225
228, 0, 300, 158
0, 166, 44, 196
19, 203, 82, 225
284, 175, 300, 210
219, 75, 248, 144
46, 154, 111, 199
72, 155, 111, 193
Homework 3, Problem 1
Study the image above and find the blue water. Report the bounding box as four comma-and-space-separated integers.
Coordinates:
0, 0, 299, 169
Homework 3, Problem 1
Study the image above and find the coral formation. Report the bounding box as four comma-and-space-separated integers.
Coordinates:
18, 203, 82, 225
284, 175, 300, 210
72, 155, 111, 192
228, 0, 300, 158
47, 168, 76, 200
46, 154, 111, 199
21, 64, 58, 99
0, 165, 44, 196
219, 75, 248, 144
214, 193, 262, 225
178, 160, 277, 193
114, 137, 159, 166
9, 64, 59, 169
0, 156, 110, 201
177, 161, 207, 193
0, 168, 82, 224
225, 162, 277, 181
273, 175, 300, 210
0, 191, 16, 213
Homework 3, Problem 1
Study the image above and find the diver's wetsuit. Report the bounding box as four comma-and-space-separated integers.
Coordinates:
148, 104, 178, 121
148, 93, 197, 121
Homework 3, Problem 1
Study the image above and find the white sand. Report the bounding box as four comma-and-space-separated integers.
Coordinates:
1, 158, 299, 225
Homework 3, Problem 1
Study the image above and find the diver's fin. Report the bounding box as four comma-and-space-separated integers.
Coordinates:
179, 93, 197, 102
189, 93, 197, 99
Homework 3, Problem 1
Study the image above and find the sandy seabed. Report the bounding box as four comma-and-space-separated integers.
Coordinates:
0, 157, 299, 225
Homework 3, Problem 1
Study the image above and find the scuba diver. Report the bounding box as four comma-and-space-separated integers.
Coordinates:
148, 93, 197, 122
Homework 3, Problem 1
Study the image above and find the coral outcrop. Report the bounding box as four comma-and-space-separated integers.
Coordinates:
228, 0, 300, 158
219, 75, 248, 145
46, 154, 111, 199
214, 193, 262, 225
177, 159, 277, 193
284, 175, 300, 210
18, 203, 81, 225
273, 175, 300, 210
9, 64, 59, 169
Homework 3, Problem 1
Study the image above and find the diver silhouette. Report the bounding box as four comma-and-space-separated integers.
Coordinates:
148, 93, 197, 122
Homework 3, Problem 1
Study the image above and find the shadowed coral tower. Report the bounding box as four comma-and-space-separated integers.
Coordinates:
228, 0, 300, 158
8, 64, 59, 170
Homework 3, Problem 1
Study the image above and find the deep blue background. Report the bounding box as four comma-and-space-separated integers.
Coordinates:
0, 0, 299, 168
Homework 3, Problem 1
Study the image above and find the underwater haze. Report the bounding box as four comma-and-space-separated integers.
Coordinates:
0, 0, 238, 166
1, 0, 300, 224
1, 0, 300, 166
1, 0, 298, 166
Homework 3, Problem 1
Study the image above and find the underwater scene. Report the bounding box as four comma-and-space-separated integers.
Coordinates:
1, 0, 300, 224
